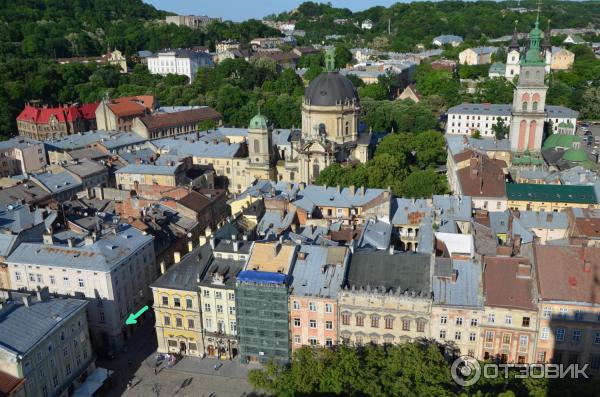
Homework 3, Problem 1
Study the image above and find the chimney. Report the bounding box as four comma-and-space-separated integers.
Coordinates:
160, 261, 166, 275
174, 251, 181, 264
336, 184, 341, 193
388, 245, 394, 255
233, 240, 239, 252
22, 295, 31, 307
298, 251, 306, 260
349, 185, 356, 196
199, 235, 207, 246
67, 237, 75, 248
188, 240, 193, 252
84, 233, 96, 246
43, 232, 54, 245
452, 269, 458, 282
243, 234, 248, 241
516, 262, 532, 279
360, 186, 365, 196
512, 235, 522, 256
299, 182, 306, 191
231, 234, 237, 241
209, 237, 216, 250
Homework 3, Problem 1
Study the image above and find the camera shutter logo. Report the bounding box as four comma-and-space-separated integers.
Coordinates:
451, 356, 481, 386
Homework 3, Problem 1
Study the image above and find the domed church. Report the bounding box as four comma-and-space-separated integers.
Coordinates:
276, 49, 371, 183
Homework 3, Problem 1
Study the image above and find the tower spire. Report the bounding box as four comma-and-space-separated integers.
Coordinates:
509, 20, 520, 50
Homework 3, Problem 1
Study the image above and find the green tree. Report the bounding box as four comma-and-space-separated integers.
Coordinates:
334, 44, 353, 68
491, 117, 509, 140
359, 83, 388, 100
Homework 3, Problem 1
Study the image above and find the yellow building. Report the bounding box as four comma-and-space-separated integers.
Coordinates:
506, 183, 600, 212
115, 162, 187, 190
151, 250, 205, 357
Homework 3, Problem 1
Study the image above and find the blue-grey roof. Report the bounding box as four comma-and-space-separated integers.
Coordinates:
233, 180, 300, 203
272, 129, 293, 147
0, 294, 87, 355
469, 46, 498, 55
391, 198, 432, 225
45, 130, 146, 152
32, 170, 82, 194
294, 185, 387, 212
433, 35, 463, 44
515, 211, 569, 230
0, 137, 42, 151
151, 136, 241, 159
511, 217, 535, 244
0, 204, 55, 235
417, 216, 434, 254
448, 103, 512, 116
489, 210, 510, 235
99, 131, 147, 151
7, 224, 153, 272
433, 195, 472, 222
119, 148, 157, 165
433, 259, 483, 308
357, 219, 392, 250
156, 106, 203, 114
115, 163, 181, 176
446, 135, 511, 157
546, 105, 579, 119
289, 245, 349, 299
257, 209, 296, 237
138, 50, 153, 58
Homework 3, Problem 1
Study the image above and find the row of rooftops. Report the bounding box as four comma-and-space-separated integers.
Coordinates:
447, 103, 579, 119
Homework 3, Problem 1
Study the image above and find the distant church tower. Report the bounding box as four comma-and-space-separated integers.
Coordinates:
509, 10, 548, 153
246, 110, 276, 183
505, 22, 521, 80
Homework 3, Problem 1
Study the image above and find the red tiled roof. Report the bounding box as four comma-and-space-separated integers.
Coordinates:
107, 96, 154, 118
535, 245, 600, 304
484, 256, 536, 310
0, 370, 24, 397
17, 103, 98, 124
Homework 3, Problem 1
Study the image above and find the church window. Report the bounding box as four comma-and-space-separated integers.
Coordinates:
522, 102, 528, 111
254, 140, 260, 153
532, 101, 538, 111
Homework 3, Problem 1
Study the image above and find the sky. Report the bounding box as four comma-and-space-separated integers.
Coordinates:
146, 0, 402, 22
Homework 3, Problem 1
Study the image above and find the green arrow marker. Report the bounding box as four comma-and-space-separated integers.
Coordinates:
125, 305, 149, 325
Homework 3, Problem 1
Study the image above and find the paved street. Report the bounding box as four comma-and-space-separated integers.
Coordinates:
96, 320, 260, 397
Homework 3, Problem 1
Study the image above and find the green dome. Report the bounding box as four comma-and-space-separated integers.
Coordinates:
249, 113, 268, 130
562, 149, 588, 162
543, 134, 581, 149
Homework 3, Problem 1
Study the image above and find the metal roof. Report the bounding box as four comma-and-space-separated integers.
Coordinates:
506, 183, 598, 204
433, 259, 483, 308
0, 294, 87, 355
289, 245, 349, 298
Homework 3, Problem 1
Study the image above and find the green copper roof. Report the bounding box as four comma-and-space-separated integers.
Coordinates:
249, 113, 268, 130
506, 183, 598, 204
562, 148, 589, 162
543, 134, 581, 149
522, 17, 544, 65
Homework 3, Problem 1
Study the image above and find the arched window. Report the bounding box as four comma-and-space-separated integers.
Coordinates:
526, 71, 530, 78
522, 102, 528, 111
532, 101, 538, 111
253, 139, 260, 154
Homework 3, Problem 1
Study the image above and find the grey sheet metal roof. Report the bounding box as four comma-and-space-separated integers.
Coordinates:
433, 195, 472, 222
0, 204, 54, 234
433, 259, 483, 308
446, 135, 511, 157
357, 219, 392, 250
391, 198, 432, 225
32, 169, 82, 194
546, 105, 579, 119
448, 103, 512, 116
0, 294, 87, 355
257, 210, 295, 237
346, 250, 431, 294
115, 163, 181, 176
515, 211, 569, 230
7, 224, 153, 272
417, 217, 434, 254
489, 210, 510, 235
199, 257, 246, 287
151, 135, 241, 159
295, 185, 386, 211
0, 137, 42, 151
289, 245, 349, 299
152, 244, 212, 291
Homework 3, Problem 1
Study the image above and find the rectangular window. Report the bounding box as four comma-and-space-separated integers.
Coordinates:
485, 331, 494, 342
595, 332, 600, 344
488, 313, 495, 324
356, 315, 364, 327
188, 319, 194, 329
440, 316, 447, 324
205, 318, 212, 329
229, 306, 236, 315
385, 317, 393, 330
505, 315, 512, 325
325, 321, 333, 330
559, 308, 568, 318
503, 334, 511, 344
519, 335, 529, 346
63, 277, 69, 286
228, 292, 235, 300
186, 298, 193, 309
203, 290, 210, 298
540, 327, 549, 340
174, 298, 181, 307
293, 301, 300, 310
230, 321, 237, 333
325, 303, 333, 313
371, 316, 379, 328
325, 338, 333, 347
215, 291, 222, 300
216, 305, 223, 313
15, 272, 21, 281
37, 274, 43, 283
162, 296, 169, 306
417, 320, 425, 333
342, 313, 350, 325
309, 320, 317, 328
402, 320, 410, 331
522, 317, 530, 327
29, 273, 35, 282
309, 337, 318, 346
294, 318, 300, 327
78, 278, 84, 288
456, 317, 463, 326
469, 332, 476, 342
309, 302, 316, 311
204, 303, 211, 312
455, 331, 462, 340
556, 328, 565, 341
163, 316, 170, 326
572, 329, 582, 343
99, 311, 105, 323
470, 318, 478, 327
439, 330, 446, 339
294, 335, 301, 344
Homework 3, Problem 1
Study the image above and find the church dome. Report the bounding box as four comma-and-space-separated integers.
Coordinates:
249, 113, 268, 130
562, 148, 588, 162
304, 72, 358, 106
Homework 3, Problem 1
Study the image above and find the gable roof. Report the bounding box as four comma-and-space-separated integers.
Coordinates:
107, 96, 154, 117
138, 107, 222, 132
483, 256, 536, 310
17, 103, 99, 124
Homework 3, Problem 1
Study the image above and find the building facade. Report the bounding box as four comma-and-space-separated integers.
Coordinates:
147, 50, 213, 83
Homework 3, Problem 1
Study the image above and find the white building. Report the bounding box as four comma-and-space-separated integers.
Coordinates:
147, 49, 213, 83
361, 19, 373, 30
165, 15, 222, 29
5, 223, 156, 354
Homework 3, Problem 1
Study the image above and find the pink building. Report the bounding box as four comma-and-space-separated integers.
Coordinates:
288, 245, 349, 351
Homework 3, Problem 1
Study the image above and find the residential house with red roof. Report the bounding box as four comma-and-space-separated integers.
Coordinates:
534, 245, 600, 373
95, 96, 155, 132
481, 255, 538, 363
16, 103, 98, 140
